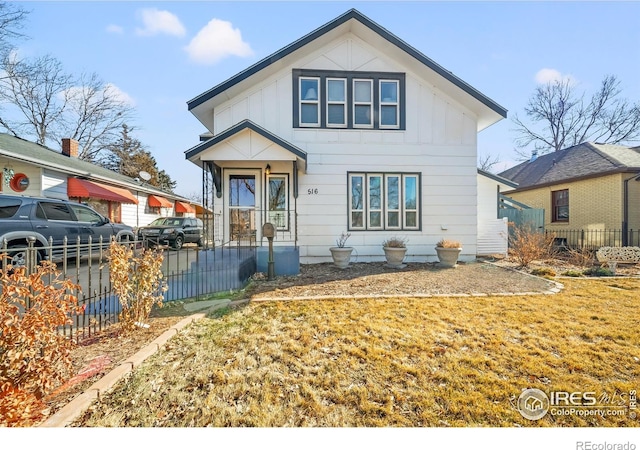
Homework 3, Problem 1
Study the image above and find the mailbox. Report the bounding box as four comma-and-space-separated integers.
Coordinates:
262, 222, 276, 280
262, 222, 275, 239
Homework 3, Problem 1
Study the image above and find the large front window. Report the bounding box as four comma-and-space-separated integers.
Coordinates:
348, 172, 420, 230
293, 70, 405, 130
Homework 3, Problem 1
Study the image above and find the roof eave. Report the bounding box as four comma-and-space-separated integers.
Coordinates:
187, 9, 507, 124
502, 168, 640, 194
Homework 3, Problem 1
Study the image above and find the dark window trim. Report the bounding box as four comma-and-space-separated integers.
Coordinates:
293, 69, 406, 130
264, 172, 291, 232
551, 189, 569, 223
347, 171, 421, 231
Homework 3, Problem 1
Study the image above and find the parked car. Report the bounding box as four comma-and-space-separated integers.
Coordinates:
137, 217, 203, 250
0, 194, 135, 267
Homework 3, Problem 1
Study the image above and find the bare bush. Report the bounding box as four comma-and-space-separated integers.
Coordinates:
0, 260, 81, 426
566, 247, 596, 267
108, 241, 167, 332
509, 223, 556, 268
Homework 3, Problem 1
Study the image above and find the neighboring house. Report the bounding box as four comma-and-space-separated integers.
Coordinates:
499, 142, 640, 246
477, 169, 517, 256
0, 133, 196, 228
184, 9, 507, 263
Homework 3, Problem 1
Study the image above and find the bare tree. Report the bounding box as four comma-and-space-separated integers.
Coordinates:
0, 53, 133, 161
0, 54, 72, 144
478, 152, 501, 172
0, 2, 28, 58
512, 75, 640, 158
62, 72, 134, 161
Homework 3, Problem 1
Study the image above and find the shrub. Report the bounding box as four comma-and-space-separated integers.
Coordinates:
0, 260, 82, 426
108, 241, 167, 332
382, 237, 407, 248
531, 267, 556, 278
583, 267, 614, 277
436, 239, 462, 249
561, 270, 584, 277
566, 247, 596, 267
335, 232, 351, 248
508, 223, 556, 268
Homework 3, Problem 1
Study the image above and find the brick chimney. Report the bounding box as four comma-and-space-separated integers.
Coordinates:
61, 138, 79, 158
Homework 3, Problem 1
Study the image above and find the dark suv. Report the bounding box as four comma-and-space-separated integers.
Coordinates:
137, 217, 203, 250
0, 194, 135, 266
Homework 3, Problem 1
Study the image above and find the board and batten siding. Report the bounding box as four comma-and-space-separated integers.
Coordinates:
208, 32, 481, 262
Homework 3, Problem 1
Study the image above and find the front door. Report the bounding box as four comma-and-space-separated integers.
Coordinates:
226, 170, 261, 245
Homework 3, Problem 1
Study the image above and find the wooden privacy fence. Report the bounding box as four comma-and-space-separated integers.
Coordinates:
1, 237, 257, 342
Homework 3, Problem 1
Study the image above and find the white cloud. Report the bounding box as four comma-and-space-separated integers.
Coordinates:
106, 24, 124, 35
63, 83, 136, 107
105, 83, 136, 106
185, 18, 253, 65
135, 8, 186, 37
535, 68, 577, 85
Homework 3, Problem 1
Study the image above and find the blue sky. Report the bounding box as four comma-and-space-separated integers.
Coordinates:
13, 1, 640, 197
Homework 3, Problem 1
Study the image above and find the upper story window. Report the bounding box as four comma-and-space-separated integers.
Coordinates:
552, 189, 569, 222
299, 77, 320, 126
327, 78, 346, 127
293, 69, 405, 130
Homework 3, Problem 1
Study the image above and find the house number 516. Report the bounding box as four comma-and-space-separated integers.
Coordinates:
307, 188, 319, 195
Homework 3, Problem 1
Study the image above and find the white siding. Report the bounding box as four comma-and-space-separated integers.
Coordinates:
477, 173, 513, 256
121, 194, 173, 228
42, 170, 68, 200
205, 32, 486, 263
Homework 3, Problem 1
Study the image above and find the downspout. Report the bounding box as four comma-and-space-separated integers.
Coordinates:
622, 172, 640, 246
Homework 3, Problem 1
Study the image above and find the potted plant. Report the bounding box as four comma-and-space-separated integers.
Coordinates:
435, 239, 462, 268
329, 232, 353, 269
382, 236, 407, 269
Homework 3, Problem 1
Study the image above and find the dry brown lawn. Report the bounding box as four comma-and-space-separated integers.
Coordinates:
71, 277, 639, 427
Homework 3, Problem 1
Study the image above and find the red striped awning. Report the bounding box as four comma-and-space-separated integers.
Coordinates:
175, 201, 195, 213
148, 195, 173, 208
67, 178, 138, 204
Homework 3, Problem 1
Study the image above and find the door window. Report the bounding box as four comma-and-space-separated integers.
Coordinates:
229, 174, 256, 243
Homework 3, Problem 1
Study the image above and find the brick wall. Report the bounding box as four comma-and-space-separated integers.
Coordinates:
505, 174, 625, 231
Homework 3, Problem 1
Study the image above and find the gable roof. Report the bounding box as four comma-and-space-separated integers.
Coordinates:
499, 142, 640, 190
187, 9, 506, 131
185, 120, 307, 166
0, 133, 186, 200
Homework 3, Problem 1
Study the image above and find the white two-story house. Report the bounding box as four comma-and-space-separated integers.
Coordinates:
184, 9, 507, 265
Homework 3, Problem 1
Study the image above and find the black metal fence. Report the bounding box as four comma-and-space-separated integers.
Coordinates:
545, 229, 640, 250
1, 237, 256, 342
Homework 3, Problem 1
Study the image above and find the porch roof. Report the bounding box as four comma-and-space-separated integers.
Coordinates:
185, 120, 307, 170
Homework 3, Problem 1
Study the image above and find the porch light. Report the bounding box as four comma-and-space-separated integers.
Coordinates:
265, 164, 271, 175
